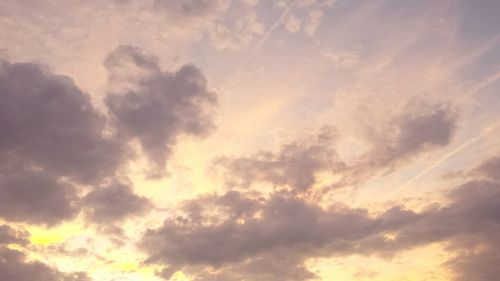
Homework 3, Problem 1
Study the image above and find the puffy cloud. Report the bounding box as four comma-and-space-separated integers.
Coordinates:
0, 225, 28, 246
361, 103, 456, 168
0, 225, 89, 281
0, 59, 125, 225
139, 189, 410, 279
141, 154, 500, 281
0, 59, 126, 184
0, 47, 217, 225
105, 45, 217, 176
215, 102, 457, 193
138, 192, 417, 280
0, 247, 89, 281
214, 127, 343, 192
83, 182, 152, 223
0, 170, 80, 226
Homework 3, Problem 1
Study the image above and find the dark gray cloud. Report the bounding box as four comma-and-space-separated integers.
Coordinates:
187, 251, 317, 281
141, 154, 500, 281
83, 182, 152, 223
0, 224, 28, 246
215, 127, 344, 192
215, 102, 457, 193
0, 59, 127, 225
0, 59, 126, 184
362, 102, 456, 169
105, 45, 217, 176
0, 247, 90, 281
333, 102, 457, 187
0, 170, 80, 226
0, 48, 217, 225
476, 155, 500, 181
0, 224, 90, 281
387, 179, 500, 281
140, 190, 406, 279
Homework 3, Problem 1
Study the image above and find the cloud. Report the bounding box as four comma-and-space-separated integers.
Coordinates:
285, 14, 302, 33
105, 45, 217, 176
83, 182, 152, 223
0, 47, 217, 225
215, 102, 457, 192
141, 153, 500, 281
0, 225, 89, 281
334, 101, 458, 187
0, 59, 126, 185
214, 126, 343, 192
304, 9, 323, 36
0, 247, 90, 281
140, 190, 378, 278
209, 10, 265, 50
0, 170, 80, 226
320, 47, 362, 70
0, 59, 124, 225
276, 0, 334, 35
362, 102, 456, 168
476, 155, 500, 181
0, 225, 28, 246
151, 0, 230, 28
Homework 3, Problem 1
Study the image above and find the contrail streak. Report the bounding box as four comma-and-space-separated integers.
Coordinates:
387, 119, 500, 199
221, 0, 298, 93
385, 68, 500, 198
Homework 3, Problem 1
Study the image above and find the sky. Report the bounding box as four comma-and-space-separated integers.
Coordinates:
0, 0, 499, 280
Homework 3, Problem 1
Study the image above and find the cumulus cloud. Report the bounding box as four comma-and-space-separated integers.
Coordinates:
140, 188, 414, 279
0, 59, 126, 184
0, 170, 80, 225
83, 182, 152, 223
0, 247, 90, 281
138, 192, 375, 280
215, 102, 457, 193
0, 59, 124, 225
360, 102, 456, 168
141, 152, 500, 281
0, 225, 28, 246
214, 126, 343, 192
0, 225, 89, 281
0, 46, 217, 225
105, 45, 217, 176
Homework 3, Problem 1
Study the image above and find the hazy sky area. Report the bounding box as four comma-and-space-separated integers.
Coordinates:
1, 0, 500, 280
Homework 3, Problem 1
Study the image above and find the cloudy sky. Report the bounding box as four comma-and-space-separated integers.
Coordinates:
0, 0, 499, 280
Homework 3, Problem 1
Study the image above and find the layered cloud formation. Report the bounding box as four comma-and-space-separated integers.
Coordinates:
0, 46, 218, 279
0, 0, 499, 280
141, 155, 500, 281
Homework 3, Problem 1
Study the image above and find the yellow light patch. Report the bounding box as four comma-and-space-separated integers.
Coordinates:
171, 271, 192, 281
109, 261, 156, 274
28, 223, 83, 245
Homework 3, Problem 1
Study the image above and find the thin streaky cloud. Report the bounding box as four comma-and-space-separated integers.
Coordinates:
220, 0, 299, 94
387, 118, 500, 199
